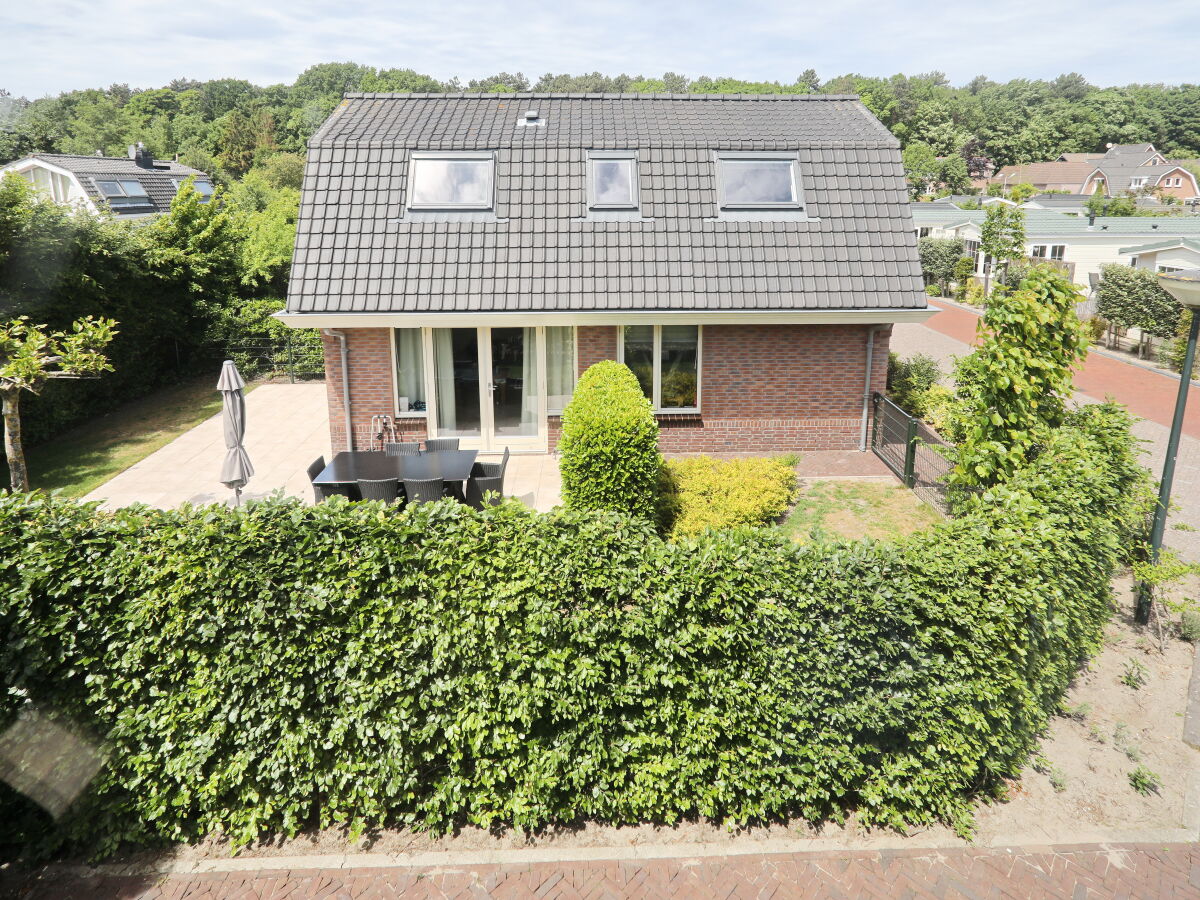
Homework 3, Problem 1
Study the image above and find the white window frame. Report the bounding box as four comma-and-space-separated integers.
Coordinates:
1030, 244, 1066, 261
715, 151, 803, 211
586, 150, 639, 211
1159, 265, 1183, 273
617, 324, 703, 413
406, 150, 495, 211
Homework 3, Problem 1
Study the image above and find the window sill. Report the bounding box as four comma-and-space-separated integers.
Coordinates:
394, 411, 427, 419
654, 410, 701, 419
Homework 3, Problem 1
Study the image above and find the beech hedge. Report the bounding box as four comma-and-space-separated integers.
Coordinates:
0, 404, 1149, 857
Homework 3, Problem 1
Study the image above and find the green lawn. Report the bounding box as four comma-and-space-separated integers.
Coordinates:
778, 479, 943, 543
3, 378, 255, 499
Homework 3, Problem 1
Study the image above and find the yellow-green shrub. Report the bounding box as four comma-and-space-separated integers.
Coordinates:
659, 455, 797, 536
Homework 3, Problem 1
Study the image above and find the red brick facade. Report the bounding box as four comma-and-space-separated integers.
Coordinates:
323, 323, 891, 453
322, 329, 426, 451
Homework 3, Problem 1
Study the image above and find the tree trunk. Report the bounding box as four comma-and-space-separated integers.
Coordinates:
1, 387, 29, 493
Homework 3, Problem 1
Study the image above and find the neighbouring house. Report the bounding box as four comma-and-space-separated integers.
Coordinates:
986, 144, 1199, 201
278, 93, 934, 454
1120, 238, 1200, 274
0, 143, 213, 218
912, 205, 1200, 285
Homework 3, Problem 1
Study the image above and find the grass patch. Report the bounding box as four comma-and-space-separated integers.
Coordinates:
778, 479, 943, 543
2, 378, 254, 498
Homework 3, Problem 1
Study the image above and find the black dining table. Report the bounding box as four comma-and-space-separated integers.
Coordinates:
313, 449, 478, 489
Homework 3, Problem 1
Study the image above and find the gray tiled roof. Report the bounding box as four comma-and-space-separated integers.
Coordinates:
287, 94, 927, 315
912, 206, 1200, 237
30, 153, 207, 216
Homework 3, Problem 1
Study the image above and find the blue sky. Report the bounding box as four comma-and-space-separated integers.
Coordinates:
3, 0, 1198, 98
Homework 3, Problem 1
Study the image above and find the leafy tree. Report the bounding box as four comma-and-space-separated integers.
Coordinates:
1, 316, 116, 490
918, 237, 965, 295
902, 141, 939, 198
952, 266, 1088, 485
979, 205, 1026, 293
937, 154, 972, 194
952, 256, 976, 300
1008, 182, 1037, 203
467, 72, 530, 93
144, 180, 242, 304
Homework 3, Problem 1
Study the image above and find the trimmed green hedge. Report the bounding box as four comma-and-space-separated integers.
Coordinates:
0, 404, 1150, 857
658, 456, 797, 537
558, 360, 661, 519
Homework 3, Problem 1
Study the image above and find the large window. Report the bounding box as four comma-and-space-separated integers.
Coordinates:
393, 328, 426, 412
716, 153, 802, 209
588, 152, 638, 210
407, 152, 494, 210
620, 325, 700, 411
545, 326, 576, 413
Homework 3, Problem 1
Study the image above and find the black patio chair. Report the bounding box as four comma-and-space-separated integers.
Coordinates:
357, 477, 400, 504
466, 446, 510, 509
403, 476, 445, 505
423, 438, 460, 451
308, 455, 355, 502
384, 441, 420, 456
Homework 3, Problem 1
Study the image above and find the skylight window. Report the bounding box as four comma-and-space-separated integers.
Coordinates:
95, 179, 153, 208
173, 178, 214, 200
716, 153, 803, 209
407, 152, 494, 210
588, 152, 638, 210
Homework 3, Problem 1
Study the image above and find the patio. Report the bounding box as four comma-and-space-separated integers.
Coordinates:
83, 383, 564, 512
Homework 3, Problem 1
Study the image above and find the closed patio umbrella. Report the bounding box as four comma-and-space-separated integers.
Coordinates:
217, 360, 254, 506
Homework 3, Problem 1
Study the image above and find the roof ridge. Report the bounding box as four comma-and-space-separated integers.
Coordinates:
341, 92, 861, 101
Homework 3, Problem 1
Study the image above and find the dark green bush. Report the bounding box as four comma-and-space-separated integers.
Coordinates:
658, 456, 797, 537
0, 404, 1150, 858
887, 352, 943, 418
558, 360, 661, 519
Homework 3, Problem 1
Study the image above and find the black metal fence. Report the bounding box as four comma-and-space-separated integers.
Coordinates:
871, 392, 955, 514
196, 339, 325, 383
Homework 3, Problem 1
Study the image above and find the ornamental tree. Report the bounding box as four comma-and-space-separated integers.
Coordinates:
1, 316, 116, 491
917, 237, 965, 296
979, 204, 1026, 295
951, 266, 1088, 486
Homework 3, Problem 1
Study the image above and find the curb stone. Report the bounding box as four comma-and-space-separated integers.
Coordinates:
1185, 643, 1200, 751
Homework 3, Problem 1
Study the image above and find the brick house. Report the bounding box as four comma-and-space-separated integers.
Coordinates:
279, 93, 933, 454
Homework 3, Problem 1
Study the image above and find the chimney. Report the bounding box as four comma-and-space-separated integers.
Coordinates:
128, 141, 153, 168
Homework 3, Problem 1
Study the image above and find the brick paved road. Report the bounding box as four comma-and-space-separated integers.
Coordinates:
10, 843, 1200, 899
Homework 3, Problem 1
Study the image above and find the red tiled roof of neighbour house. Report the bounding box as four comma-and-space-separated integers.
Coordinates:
990, 160, 1097, 188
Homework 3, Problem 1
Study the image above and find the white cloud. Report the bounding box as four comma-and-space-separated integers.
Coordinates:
2, 0, 1197, 98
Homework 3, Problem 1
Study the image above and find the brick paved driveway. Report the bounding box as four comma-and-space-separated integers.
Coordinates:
10, 843, 1200, 899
